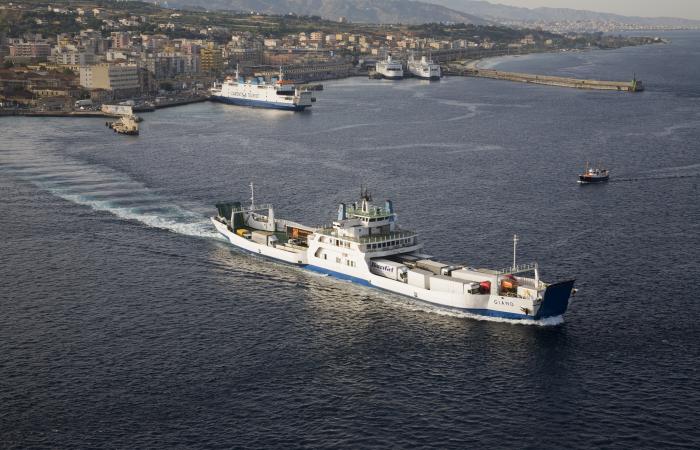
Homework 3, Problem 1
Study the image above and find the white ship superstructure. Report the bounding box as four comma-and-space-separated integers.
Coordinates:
210, 69, 313, 111
408, 55, 441, 80
212, 186, 575, 321
375, 55, 404, 80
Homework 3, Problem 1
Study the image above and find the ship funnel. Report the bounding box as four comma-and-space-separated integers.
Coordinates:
338, 203, 347, 221
385, 200, 394, 214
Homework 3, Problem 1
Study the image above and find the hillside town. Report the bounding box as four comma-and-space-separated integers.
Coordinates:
0, 1, 660, 113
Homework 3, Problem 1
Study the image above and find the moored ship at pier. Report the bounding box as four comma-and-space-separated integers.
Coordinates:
212, 186, 576, 321
375, 55, 404, 80
408, 55, 441, 80
210, 69, 314, 111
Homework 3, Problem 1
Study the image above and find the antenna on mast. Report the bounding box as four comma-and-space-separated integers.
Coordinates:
512, 234, 519, 270
360, 184, 372, 201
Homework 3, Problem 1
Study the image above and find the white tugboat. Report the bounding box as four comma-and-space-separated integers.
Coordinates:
374, 55, 404, 80
210, 68, 314, 111
212, 185, 575, 321
407, 55, 441, 80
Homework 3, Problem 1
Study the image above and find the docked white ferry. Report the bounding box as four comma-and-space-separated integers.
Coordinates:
408, 55, 441, 80
212, 186, 576, 321
375, 55, 404, 80
210, 69, 313, 111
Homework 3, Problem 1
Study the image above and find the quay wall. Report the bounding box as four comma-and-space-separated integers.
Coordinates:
453, 67, 643, 92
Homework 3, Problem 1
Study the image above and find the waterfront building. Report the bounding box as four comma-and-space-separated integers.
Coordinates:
256, 61, 353, 83
227, 48, 262, 69
79, 63, 140, 98
200, 44, 224, 74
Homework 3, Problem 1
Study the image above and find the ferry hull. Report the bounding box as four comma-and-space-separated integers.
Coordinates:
413, 75, 441, 81
301, 264, 573, 321
210, 95, 309, 111
214, 221, 575, 322
212, 218, 308, 264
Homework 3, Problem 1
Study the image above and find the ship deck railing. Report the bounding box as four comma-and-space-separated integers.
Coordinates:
317, 228, 417, 245
229, 203, 273, 214
346, 207, 392, 219
498, 262, 538, 276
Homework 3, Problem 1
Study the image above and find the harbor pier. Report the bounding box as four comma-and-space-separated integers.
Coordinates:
447, 64, 644, 92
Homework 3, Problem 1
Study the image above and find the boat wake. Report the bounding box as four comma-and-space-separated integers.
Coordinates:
0, 150, 221, 240
609, 173, 700, 183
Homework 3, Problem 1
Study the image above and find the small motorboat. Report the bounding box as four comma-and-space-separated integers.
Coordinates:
578, 163, 609, 184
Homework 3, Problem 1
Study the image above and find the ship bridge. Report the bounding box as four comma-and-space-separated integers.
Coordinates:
316, 228, 419, 253
315, 192, 420, 254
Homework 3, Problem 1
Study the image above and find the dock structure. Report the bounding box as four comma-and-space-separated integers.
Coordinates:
456, 67, 644, 92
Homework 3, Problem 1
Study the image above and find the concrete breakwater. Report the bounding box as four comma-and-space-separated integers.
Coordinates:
0, 96, 207, 118
454, 67, 644, 92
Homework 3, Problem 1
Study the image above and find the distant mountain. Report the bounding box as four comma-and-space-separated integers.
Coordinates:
157, 0, 489, 25
425, 0, 700, 28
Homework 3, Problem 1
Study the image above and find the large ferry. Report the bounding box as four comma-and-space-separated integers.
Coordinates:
210, 69, 313, 111
212, 186, 576, 321
375, 55, 404, 80
407, 55, 441, 80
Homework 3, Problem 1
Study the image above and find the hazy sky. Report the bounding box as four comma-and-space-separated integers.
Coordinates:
493, 0, 700, 20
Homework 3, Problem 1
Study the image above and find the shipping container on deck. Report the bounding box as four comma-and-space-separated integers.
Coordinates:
407, 268, 432, 289
251, 230, 273, 245
451, 268, 498, 284
440, 265, 462, 276
430, 274, 468, 294
370, 259, 408, 281
416, 259, 449, 275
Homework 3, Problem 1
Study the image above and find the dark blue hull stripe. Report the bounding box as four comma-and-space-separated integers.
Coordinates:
211, 96, 308, 111
305, 265, 372, 286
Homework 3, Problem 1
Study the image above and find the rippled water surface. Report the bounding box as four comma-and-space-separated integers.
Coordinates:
2, 31, 699, 448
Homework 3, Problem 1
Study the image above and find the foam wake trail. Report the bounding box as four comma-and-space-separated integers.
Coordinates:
609, 173, 700, 183
0, 150, 221, 240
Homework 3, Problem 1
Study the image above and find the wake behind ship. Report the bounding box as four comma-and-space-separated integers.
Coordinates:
210, 69, 313, 111
212, 186, 576, 322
